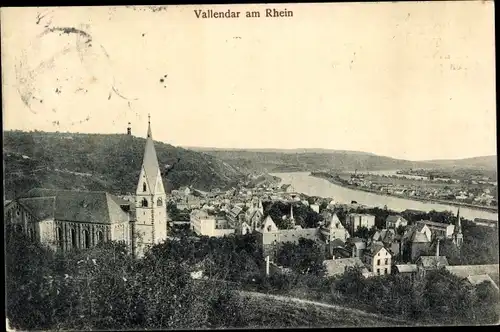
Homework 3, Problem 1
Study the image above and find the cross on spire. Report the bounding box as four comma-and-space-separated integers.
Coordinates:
147, 114, 152, 138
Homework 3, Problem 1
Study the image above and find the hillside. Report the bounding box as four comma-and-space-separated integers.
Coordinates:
239, 291, 407, 328
3, 131, 245, 199
190, 148, 497, 174
423, 155, 497, 170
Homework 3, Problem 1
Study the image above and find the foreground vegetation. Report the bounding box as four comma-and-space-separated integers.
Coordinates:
7, 210, 499, 329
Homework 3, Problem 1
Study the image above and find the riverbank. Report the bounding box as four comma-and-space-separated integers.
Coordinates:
311, 172, 498, 214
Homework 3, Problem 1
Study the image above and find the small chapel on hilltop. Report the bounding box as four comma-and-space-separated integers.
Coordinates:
4, 116, 168, 257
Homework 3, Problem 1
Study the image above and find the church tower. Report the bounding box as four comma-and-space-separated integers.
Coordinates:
453, 207, 463, 248
134, 115, 168, 257
257, 198, 264, 215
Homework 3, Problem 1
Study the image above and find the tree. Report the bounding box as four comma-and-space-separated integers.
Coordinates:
276, 238, 326, 276
353, 226, 376, 240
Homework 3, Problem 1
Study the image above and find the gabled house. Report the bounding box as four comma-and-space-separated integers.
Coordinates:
415, 256, 449, 278
346, 237, 366, 258
324, 257, 370, 278
320, 212, 349, 243
280, 184, 295, 193
393, 264, 418, 279
402, 223, 432, 262
385, 215, 408, 229
362, 242, 392, 276
415, 220, 455, 240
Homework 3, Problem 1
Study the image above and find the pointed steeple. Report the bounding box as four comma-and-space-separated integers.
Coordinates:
456, 207, 462, 234
258, 198, 264, 214
138, 116, 161, 193
147, 113, 152, 139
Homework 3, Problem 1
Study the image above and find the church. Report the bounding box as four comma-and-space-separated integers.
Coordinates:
4, 117, 168, 257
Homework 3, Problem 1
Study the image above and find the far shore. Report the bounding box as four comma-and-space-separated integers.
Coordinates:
310, 172, 498, 214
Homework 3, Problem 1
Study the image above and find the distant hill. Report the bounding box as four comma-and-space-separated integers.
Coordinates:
3, 131, 245, 200
187, 147, 377, 156
423, 155, 497, 170
188, 147, 497, 174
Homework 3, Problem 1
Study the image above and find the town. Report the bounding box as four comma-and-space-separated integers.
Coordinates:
313, 169, 498, 210
5, 119, 499, 329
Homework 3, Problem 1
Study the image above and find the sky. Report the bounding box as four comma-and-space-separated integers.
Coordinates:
1, 2, 496, 161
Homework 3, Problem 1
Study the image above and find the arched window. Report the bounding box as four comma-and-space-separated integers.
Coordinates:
71, 229, 77, 248
96, 230, 103, 244
141, 198, 148, 207
157, 198, 163, 206
143, 182, 147, 192
267, 225, 272, 232
28, 228, 34, 241
83, 230, 90, 249
57, 227, 63, 248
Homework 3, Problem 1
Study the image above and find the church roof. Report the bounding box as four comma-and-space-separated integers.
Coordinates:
18, 188, 132, 224
140, 119, 161, 192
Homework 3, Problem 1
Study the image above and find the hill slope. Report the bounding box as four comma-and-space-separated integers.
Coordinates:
190, 148, 497, 174
423, 155, 497, 170
3, 131, 244, 199
239, 290, 407, 327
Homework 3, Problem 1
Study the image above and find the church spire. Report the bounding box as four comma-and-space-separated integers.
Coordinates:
147, 113, 152, 139
137, 116, 161, 194
456, 207, 462, 234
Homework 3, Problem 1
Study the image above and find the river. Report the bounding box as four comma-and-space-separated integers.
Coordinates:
272, 172, 499, 221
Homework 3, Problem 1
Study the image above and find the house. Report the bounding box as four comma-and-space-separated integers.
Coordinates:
393, 264, 418, 279
190, 209, 235, 237
178, 186, 191, 196
372, 228, 402, 257
345, 213, 375, 234
227, 205, 245, 227
256, 215, 325, 261
402, 224, 432, 262
319, 212, 349, 243
310, 204, 320, 213
362, 242, 392, 276
466, 275, 499, 291
346, 237, 366, 258
444, 264, 500, 286
415, 256, 449, 278
280, 184, 295, 193
323, 257, 370, 278
416, 220, 455, 240
385, 215, 408, 229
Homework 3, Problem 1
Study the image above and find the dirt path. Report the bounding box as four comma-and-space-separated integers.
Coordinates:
239, 290, 407, 325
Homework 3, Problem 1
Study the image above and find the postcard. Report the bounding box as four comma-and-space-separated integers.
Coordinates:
2, 3, 498, 330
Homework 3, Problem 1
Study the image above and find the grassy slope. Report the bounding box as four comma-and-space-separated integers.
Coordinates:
240, 291, 408, 328
3, 130, 245, 199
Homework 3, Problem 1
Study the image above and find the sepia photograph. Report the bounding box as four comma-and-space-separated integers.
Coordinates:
2, 2, 498, 329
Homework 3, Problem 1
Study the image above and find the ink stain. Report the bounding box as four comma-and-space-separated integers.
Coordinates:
160, 78, 164, 83
142, 33, 146, 37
